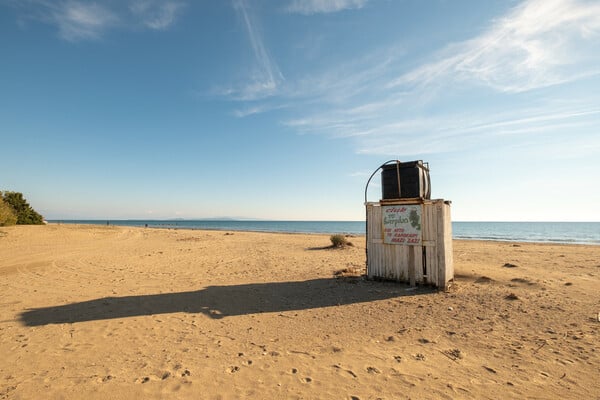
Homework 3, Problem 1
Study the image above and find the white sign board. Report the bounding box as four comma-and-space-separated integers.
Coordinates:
382, 205, 422, 245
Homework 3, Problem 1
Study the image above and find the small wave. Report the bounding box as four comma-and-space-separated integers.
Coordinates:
454, 235, 600, 245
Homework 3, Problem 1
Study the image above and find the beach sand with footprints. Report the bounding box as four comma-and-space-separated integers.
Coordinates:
1, 224, 599, 399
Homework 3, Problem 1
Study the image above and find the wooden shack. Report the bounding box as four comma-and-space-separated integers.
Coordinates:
365, 199, 453, 289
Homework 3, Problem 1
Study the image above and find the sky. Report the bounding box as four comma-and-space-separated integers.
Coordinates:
1, 0, 599, 221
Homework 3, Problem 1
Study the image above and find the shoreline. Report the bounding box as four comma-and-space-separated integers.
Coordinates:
46, 222, 365, 237
44, 221, 600, 246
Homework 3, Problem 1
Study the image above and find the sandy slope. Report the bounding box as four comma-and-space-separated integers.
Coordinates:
1, 224, 598, 399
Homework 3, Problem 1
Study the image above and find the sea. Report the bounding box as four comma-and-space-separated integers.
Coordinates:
48, 220, 600, 245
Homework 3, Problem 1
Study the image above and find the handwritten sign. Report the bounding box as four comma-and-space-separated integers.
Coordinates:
382, 205, 422, 245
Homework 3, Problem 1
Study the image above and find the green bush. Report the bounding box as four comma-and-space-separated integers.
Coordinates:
330, 234, 348, 248
1, 191, 44, 225
0, 198, 17, 226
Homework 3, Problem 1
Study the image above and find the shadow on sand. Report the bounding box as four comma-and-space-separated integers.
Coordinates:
19, 278, 434, 326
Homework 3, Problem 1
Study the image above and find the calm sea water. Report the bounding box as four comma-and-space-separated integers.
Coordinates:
49, 220, 600, 245
452, 221, 600, 245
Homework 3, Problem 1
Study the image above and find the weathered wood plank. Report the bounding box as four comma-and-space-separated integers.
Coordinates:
426, 245, 437, 287
441, 202, 454, 289
366, 200, 452, 288
408, 247, 415, 286
414, 245, 423, 283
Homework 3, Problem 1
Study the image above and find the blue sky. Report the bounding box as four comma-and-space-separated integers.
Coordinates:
1, 0, 599, 221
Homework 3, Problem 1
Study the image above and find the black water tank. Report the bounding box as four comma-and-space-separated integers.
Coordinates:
381, 160, 431, 200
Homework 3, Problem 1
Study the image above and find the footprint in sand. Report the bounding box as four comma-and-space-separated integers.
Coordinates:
475, 276, 494, 284
227, 366, 240, 373
366, 366, 381, 374
302, 377, 312, 383
505, 293, 519, 300
333, 365, 357, 378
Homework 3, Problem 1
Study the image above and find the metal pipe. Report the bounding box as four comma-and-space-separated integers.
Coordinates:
363, 160, 400, 276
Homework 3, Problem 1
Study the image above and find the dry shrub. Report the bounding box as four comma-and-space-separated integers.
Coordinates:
330, 234, 348, 247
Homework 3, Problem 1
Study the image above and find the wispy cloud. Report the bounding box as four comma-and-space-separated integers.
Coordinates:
8, 0, 185, 41
390, 0, 600, 93
351, 104, 600, 156
222, 0, 372, 102
232, 103, 288, 118
229, 0, 284, 100
217, 0, 599, 162
52, 1, 118, 41
129, 0, 184, 30
286, 0, 368, 15
231, 46, 403, 119
270, 0, 600, 157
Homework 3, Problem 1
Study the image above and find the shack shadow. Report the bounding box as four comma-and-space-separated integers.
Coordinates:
19, 278, 434, 326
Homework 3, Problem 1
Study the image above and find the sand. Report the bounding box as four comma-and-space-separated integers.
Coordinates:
1, 224, 599, 399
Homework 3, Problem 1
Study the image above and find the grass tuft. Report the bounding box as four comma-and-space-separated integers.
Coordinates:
330, 234, 348, 248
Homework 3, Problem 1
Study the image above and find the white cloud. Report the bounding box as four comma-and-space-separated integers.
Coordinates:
214, 0, 599, 162
129, 0, 184, 30
230, 0, 284, 100
287, 0, 368, 15
352, 104, 600, 156
8, 0, 185, 41
233, 103, 288, 118
267, 0, 600, 158
53, 1, 118, 41
233, 105, 267, 118
390, 0, 600, 93
228, 46, 402, 118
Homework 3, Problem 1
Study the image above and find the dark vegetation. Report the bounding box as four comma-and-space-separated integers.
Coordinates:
329, 234, 353, 248
0, 191, 44, 226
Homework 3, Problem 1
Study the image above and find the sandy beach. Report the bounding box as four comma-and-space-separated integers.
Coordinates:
1, 224, 599, 399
